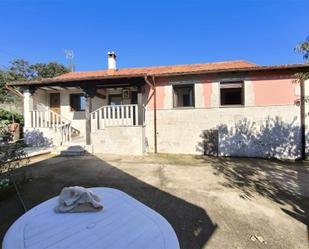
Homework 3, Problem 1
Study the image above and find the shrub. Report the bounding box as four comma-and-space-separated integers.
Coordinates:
0, 108, 23, 125
0, 142, 28, 190
0, 108, 24, 137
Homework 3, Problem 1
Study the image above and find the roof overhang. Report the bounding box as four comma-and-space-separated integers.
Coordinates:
8, 76, 146, 88
6, 64, 309, 87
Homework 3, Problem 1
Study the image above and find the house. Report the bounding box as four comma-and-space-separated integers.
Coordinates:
6, 52, 309, 159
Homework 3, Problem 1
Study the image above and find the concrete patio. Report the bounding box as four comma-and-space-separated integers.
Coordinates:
1, 154, 309, 249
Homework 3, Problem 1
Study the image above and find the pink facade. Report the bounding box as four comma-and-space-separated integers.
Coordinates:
199, 75, 213, 108
146, 73, 298, 109
147, 78, 166, 110
251, 76, 297, 106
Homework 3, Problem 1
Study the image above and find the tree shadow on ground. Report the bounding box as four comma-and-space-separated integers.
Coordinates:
0, 154, 217, 249
197, 116, 309, 239
200, 155, 309, 241
197, 116, 301, 159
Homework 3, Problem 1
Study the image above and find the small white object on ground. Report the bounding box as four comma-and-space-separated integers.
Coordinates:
3, 187, 180, 249
250, 234, 267, 244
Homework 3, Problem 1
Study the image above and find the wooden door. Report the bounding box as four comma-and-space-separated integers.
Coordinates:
50, 93, 60, 114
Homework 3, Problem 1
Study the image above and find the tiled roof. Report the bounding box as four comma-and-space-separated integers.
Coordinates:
55, 60, 256, 80
7, 60, 309, 86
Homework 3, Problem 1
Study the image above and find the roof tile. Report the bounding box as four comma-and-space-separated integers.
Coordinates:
55, 60, 257, 80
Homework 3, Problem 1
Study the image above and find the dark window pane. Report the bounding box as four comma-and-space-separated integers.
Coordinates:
220, 88, 243, 105
108, 94, 123, 105
173, 85, 194, 107
70, 94, 85, 111
131, 91, 137, 104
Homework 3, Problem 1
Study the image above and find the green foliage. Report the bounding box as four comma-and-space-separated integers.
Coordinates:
30, 62, 69, 79
295, 36, 309, 82
0, 59, 69, 103
0, 178, 10, 189
0, 142, 28, 190
0, 108, 24, 136
0, 108, 24, 124
0, 120, 10, 136
296, 36, 309, 62
0, 71, 16, 103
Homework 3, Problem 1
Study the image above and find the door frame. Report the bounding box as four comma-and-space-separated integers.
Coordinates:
49, 93, 61, 114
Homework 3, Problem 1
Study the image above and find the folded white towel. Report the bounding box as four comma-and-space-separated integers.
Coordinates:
55, 186, 103, 213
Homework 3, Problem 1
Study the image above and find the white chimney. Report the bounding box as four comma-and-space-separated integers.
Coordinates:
107, 52, 116, 70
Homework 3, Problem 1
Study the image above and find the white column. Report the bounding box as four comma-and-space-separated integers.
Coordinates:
244, 80, 255, 106
210, 82, 220, 108
23, 88, 33, 128
164, 85, 173, 109
194, 83, 205, 108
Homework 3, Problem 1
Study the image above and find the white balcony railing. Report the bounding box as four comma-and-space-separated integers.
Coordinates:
28, 110, 72, 144
91, 104, 138, 131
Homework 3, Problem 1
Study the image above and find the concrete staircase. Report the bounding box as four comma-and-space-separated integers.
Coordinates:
51, 145, 86, 156
52, 134, 88, 156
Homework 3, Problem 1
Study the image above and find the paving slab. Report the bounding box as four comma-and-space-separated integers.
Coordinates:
0, 154, 308, 249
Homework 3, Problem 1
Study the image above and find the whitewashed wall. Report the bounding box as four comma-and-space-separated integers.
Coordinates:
144, 77, 303, 159
91, 126, 145, 155
24, 127, 61, 147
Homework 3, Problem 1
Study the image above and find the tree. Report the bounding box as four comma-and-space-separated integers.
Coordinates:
30, 62, 69, 79
295, 36, 309, 160
0, 59, 69, 103
295, 36, 309, 82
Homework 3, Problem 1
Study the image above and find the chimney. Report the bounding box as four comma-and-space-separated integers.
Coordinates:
107, 52, 117, 71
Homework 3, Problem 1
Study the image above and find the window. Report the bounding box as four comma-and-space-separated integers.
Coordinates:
220, 81, 244, 106
70, 93, 86, 111
173, 85, 194, 108
108, 94, 123, 105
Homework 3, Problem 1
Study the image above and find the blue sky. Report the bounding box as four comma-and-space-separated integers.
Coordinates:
0, 0, 308, 71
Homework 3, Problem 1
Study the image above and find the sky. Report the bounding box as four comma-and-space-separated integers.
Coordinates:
0, 0, 308, 71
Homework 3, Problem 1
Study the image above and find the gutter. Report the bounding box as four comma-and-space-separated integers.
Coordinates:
144, 75, 157, 154
5, 85, 24, 98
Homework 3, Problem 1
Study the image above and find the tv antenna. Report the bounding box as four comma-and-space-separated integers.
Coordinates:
64, 50, 75, 72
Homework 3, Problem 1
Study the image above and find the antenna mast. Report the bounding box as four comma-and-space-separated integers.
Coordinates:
64, 50, 75, 72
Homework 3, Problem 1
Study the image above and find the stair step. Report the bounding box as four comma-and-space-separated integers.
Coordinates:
71, 136, 85, 142
52, 145, 86, 156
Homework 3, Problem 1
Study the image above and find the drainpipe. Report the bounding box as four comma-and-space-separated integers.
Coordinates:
144, 75, 157, 153
300, 80, 306, 160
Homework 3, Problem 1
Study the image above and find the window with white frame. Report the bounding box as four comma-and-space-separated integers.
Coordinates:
220, 81, 244, 106
173, 84, 195, 108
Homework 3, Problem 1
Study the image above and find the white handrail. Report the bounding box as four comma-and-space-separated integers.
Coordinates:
29, 110, 72, 145
91, 104, 138, 130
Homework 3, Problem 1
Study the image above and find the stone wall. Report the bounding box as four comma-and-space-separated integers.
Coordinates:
91, 126, 145, 155
145, 105, 301, 159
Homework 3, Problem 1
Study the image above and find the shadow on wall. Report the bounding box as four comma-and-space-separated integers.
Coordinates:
24, 129, 53, 147
73, 111, 86, 120
197, 116, 301, 159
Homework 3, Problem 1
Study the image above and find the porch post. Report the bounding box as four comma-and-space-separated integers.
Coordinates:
85, 94, 92, 145
23, 88, 33, 128
137, 88, 143, 125
82, 86, 96, 145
